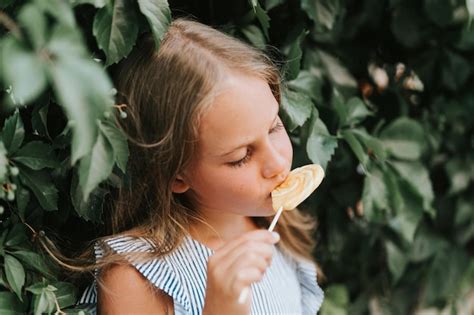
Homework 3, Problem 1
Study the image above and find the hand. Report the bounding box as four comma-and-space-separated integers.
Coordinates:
202, 230, 280, 315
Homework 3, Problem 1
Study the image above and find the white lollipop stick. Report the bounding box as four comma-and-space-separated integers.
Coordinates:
238, 206, 284, 304
268, 206, 284, 232
238, 287, 249, 304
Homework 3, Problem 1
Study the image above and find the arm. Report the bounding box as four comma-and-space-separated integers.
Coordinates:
97, 264, 174, 315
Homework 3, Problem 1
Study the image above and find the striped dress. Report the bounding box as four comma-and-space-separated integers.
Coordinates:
78, 234, 324, 314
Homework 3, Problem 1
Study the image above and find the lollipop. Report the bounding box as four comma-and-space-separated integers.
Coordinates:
238, 164, 325, 304
268, 164, 325, 231
271, 164, 325, 211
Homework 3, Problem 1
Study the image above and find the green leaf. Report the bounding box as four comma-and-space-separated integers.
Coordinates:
31, 103, 50, 139
352, 128, 387, 162
241, 24, 266, 49
1, 110, 25, 154
12, 141, 59, 170
454, 198, 474, 228
71, 171, 106, 222
78, 131, 114, 202
287, 70, 324, 104
320, 284, 349, 315
34, 0, 76, 27
301, 0, 341, 30
31, 288, 56, 315
99, 121, 129, 173
137, 0, 171, 48
0, 142, 7, 182
387, 180, 423, 244
441, 50, 471, 91
252, 3, 270, 40
341, 130, 368, 170
306, 111, 338, 170
409, 225, 448, 263
333, 89, 372, 128
18, 166, 58, 211
52, 282, 76, 308
0, 291, 25, 314
265, 0, 283, 10
48, 51, 113, 164
15, 186, 30, 221
17, 3, 47, 49
424, 0, 467, 27
344, 98, 371, 127
391, 161, 434, 214
26, 282, 56, 295
318, 50, 357, 88
70, 0, 107, 7
5, 224, 28, 248
285, 30, 306, 81
425, 247, 470, 304
93, 0, 139, 66
1, 37, 47, 106
445, 158, 471, 194
362, 167, 389, 222
4, 254, 25, 301
280, 89, 314, 132
11, 251, 53, 278
385, 241, 408, 283
456, 22, 474, 50
47, 25, 88, 59
380, 117, 425, 160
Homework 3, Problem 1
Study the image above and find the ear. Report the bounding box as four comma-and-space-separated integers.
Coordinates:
171, 175, 190, 194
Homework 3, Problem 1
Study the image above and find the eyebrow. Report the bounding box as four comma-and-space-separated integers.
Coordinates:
220, 111, 279, 157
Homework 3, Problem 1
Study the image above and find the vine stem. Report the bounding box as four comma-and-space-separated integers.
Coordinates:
0, 10, 21, 39
53, 296, 66, 315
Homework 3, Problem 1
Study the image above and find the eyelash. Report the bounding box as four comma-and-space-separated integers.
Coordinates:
228, 121, 284, 168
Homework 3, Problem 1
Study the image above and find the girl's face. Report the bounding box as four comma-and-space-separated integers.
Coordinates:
177, 72, 293, 217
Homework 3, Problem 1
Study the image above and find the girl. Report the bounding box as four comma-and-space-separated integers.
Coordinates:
77, 18, 324, 314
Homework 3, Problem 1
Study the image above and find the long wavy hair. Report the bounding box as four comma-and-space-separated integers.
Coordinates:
49, 18, 320, 285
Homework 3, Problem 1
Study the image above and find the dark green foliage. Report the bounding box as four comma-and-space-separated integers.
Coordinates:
0, 0, 473, 314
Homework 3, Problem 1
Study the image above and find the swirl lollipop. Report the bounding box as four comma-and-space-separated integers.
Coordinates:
238, 164, 325, 304
268, 164, 325, 230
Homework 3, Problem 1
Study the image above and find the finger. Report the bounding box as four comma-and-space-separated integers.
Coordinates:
217, 242, 274, 275
214, 230, 279, 259
227, 251, 270, 278
231, 267, 264, 295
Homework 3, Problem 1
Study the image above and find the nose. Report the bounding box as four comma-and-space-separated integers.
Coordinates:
262, 143, 289, 180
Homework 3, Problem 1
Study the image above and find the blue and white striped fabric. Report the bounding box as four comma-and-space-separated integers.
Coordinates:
77, 234, 324, 314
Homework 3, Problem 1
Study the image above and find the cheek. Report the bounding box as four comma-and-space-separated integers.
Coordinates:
196, 163, 253, 194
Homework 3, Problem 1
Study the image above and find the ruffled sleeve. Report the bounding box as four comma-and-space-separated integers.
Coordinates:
77, 236, 192, 314
294, 258, 325, 314
104, 236, 192, 313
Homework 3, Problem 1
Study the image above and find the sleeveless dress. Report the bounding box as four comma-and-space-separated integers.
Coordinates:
77, 234, 324, 314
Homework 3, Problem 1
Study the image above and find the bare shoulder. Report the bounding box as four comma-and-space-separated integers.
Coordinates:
97, 263, 174, 315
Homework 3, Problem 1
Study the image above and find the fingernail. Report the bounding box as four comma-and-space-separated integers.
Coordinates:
271, 232, 280, 242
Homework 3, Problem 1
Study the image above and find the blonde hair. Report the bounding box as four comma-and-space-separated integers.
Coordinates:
53, 18, 321, 285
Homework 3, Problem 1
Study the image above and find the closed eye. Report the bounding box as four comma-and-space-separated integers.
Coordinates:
228, 121, 285, 168
228, 148, 252, 168
269, 121, 284, 134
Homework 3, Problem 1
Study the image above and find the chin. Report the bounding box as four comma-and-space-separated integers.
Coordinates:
251, 205, 277, 217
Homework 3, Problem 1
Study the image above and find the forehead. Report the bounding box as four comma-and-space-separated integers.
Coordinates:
198, 73, 279, 157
